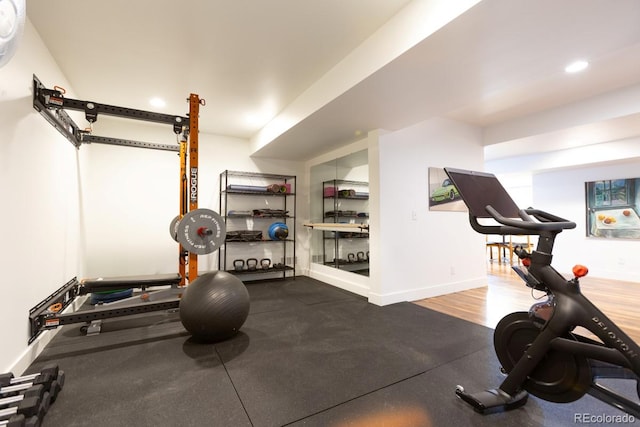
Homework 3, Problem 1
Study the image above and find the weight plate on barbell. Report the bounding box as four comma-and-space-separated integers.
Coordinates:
176, 209, 226, 255
169, 215, 180, 242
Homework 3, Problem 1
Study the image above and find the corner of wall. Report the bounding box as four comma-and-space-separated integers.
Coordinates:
308, 264, 370, 298
368, 276, 486, 306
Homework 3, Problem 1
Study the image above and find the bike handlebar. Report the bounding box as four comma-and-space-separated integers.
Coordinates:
469, 205, 576, 236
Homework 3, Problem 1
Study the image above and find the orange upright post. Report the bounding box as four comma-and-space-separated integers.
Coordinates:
178, 133, 188, 286
187, 94, 202, 282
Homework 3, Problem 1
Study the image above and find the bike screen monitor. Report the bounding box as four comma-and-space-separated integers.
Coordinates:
444, 168, 521, 219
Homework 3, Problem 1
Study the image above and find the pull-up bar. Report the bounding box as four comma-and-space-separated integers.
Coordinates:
32, 74, 188, 151
32, 74, 217, 283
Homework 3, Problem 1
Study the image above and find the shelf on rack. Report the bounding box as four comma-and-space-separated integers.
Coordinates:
323, 194, 368, 200
224, 189, 296, 196
321, 179, 369, 275
227, 214, 294, 219
226, 265, 294, 275
323, 235, 369, 239
220, 170, 296, 281
224, 239, 295, 243
222, 170, 296, 180
324, 261, 369, 266
323, 215, 368, 218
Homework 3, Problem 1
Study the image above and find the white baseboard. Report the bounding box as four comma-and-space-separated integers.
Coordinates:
11, 295, 88, 375
308, 264, 486, 308
368, 277, 486, 306
308, 264, 370, 298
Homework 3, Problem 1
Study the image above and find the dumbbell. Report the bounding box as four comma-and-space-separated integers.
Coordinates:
0, 386, 47, 411
0, 372, 65, 404
0, 393, 49, 426
0, 365, 59, 388
0, 414, 40, 427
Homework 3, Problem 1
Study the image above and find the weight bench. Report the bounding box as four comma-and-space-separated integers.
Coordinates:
28, 274, 184, 340
80, 273, 182, 305
76, 273, 182, 334
80, 273, 182, 294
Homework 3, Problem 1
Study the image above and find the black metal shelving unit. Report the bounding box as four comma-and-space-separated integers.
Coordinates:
219, 170, 296, 281
322, 179, 369, 275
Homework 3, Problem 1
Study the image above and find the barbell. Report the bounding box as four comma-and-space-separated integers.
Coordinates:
169, 209, 226, 255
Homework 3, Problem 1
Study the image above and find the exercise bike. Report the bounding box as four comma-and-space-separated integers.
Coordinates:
444, 167, 640, 417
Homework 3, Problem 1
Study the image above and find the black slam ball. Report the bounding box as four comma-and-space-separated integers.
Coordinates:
179, 271, 250, 342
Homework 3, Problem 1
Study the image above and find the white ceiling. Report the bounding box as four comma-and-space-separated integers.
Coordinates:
27, 0, 640, 162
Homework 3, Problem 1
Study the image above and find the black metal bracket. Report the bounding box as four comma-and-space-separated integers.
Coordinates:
28, 276, 184, 343
44, 299, 181, 329
28, 277, 81, 343
32, 74, 187, 151
81, 134, 179, 152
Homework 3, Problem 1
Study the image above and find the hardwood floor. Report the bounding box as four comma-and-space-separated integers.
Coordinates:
414, 261, 640, 343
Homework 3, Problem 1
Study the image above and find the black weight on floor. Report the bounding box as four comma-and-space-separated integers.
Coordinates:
0, 365, 58, 388
1, 372, 63, 404
0, 386, 44, 404
0, 414, 35, 427
0, 376, 52, 398
0, 394, 47, 421
179, 271, 250, 343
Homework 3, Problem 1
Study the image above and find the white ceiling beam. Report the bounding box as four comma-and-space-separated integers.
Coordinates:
249, 0, 482, 155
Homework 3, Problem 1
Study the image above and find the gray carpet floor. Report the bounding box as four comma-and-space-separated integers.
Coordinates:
26, 276, 638, 426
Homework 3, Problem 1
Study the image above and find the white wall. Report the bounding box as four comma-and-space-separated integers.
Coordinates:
487, 136, 640, 282
486, 137, 640, 175
81, 119, 306, 277
533, 161, 640, 282
342, 164, 368, 182
370, 117, 486, 305
79, 120, 179, 277
0, 19, 307, 375
307, 118, 487, 305
0, 19, 84, 373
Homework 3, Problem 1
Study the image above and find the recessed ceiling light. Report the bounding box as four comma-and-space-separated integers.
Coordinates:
564, 60, 589, 74
149, 97, 166, 108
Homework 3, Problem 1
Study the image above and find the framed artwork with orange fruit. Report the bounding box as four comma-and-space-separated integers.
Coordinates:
585, 178, 640, 239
